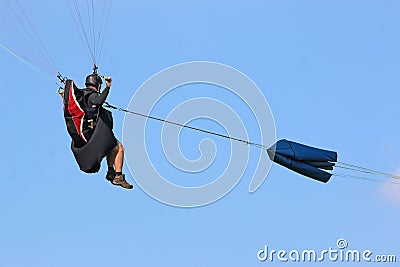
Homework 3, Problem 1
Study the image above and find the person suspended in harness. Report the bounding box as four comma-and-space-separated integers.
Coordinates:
62, 74, 133, 189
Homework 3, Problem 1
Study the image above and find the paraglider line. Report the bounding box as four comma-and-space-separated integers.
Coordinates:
97, 0, 113, 63
66, 0, 94, 64
14, 0, 59, 73
71, 0, 96, 64
4, 0, 57, 73
0, 41, 56, 84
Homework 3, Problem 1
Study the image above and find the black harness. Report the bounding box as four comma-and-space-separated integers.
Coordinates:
63, 80, 101, 147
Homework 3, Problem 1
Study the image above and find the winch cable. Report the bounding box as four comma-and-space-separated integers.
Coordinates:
103, 102, 400, 186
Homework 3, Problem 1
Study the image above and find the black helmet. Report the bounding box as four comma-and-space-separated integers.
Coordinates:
85, 74, 102, 88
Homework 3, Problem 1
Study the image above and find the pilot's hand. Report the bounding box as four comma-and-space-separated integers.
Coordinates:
105, 77, 112, 87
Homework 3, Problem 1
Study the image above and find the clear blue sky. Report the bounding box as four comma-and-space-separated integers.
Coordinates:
0, 1, 399, 266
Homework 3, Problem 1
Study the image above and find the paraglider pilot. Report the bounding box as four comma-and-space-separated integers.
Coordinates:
62, 74, 133, 189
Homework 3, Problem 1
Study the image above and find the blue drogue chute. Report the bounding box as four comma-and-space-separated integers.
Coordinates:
267, 139, 338, 183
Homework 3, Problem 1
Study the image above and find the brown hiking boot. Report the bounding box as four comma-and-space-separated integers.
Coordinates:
112, 174, 133, 189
